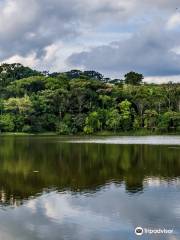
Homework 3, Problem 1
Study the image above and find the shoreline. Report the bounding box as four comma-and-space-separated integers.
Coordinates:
0, 131, 179, 137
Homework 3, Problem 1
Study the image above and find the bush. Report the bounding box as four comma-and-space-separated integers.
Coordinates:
158, 111, 180, 131
83, 126, 94, 134
0, 114, 14, 132
22, 125, 32, 133
56, 122, 70, 135
133, 117, 141, 130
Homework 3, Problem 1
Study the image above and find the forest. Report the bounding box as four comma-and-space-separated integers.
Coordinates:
0, 63, 179, 134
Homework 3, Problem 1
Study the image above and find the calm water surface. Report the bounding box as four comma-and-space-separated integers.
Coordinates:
0, 136, 179, 240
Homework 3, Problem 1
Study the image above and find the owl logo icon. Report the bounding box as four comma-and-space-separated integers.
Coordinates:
135, 227, 144, 236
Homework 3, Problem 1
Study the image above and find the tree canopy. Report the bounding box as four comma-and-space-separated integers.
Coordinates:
0, 63, 179, 134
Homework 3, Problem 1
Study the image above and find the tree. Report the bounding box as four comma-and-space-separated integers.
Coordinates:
144, 110, 158, 131
158, 111, 180, 131
106, 109, 121, 132
4, 96, 33, 132
84, 112, 101, 134
133, 87, 150, 127
56, 122, 71, 135
124, 72, 144, 85
7, 76, 46, 96
0, 114, 14, 132
0, 62, 179, 134
0, 98, 4, 115
0, 63, 41, 88
72, 114, 86, 133
119, 100, 132, 131
4, 95, 33, 114
133, 116, 141, 130
99, 95, 111, 109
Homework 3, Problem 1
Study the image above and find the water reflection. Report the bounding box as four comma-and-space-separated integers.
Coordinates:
0, 136, 179, 239
0, 183, 179, 240
0, 136, 179, 206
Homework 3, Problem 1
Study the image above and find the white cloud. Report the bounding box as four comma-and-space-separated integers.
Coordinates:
5, 53, 39, 68
167, 13, 180, 29
0, 0, 180, 82
145, 75, 180, 84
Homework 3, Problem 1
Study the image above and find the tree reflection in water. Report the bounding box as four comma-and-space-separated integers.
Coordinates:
0, 136, 179, 206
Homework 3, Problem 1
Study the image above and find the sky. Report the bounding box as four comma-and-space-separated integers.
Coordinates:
0, 0, 180, 83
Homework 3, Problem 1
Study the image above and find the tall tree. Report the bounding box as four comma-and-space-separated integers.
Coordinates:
124, 72, 144, 85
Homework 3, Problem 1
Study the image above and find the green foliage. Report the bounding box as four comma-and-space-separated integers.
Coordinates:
124, 71, 144, 85
0, 63, 179, 134
5, 95, 32, 114
56, 122, 71, 135
22, 125, 31, 133
0, 63, 41, 88
7, 76, 46, 96
84, 112, 101, 133
119, 100, 132, 130
83, 126, 94, 134
158, 111, 180, 131
0, 114, 14, 132
106, 109, 121, 131
72, 114, 86, 133
133, 116, 141, 130
14, 115, 25, 132
144, 110, 158, 130
99, 95, 111, 108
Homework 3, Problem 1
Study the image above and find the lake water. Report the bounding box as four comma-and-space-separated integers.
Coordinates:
0, 136, 179, 240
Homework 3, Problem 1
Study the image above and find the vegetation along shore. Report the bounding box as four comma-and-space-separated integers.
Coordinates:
0, 63, 179, 135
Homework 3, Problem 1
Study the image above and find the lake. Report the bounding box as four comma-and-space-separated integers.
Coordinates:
0, 136, 179, 240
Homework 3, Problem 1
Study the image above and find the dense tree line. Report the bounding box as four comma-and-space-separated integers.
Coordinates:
0, 63, 179, 134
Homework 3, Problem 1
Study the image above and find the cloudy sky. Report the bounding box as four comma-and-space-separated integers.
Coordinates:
1, 0, 180, 82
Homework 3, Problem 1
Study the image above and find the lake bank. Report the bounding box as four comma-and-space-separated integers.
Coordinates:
0, 130, 180, 137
